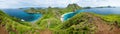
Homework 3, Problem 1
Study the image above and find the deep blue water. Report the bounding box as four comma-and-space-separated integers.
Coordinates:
76, 8, 120, 14
2, 9, 42, 22
63, 8, 120, 21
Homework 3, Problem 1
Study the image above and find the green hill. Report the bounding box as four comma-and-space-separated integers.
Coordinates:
1, 3, 120, 34
53, 12, 120, 34
66, 4, 81, 11
1, 9, 120, 34
0, 10, 41, 34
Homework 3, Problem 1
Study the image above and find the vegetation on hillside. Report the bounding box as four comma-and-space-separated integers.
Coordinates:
0, 10, 41, 34
1, 4, 120, 34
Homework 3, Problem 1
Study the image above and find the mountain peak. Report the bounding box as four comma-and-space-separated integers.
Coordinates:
67, 4, 81, 9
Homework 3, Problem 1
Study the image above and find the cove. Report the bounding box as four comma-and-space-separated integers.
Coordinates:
2, 9, 42, 22
61, 12, 77, 21
62, 8, 120, 21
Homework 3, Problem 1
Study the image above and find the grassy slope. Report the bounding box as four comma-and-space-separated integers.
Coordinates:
53, 12, 120, 34
1, 9, 120, 34
96, 14, 120, 27
54, 13, 96, 34
1, 4, 120, 34
24, 4, 120, 34
0, 10, 41, 34
33, 4, 82, 30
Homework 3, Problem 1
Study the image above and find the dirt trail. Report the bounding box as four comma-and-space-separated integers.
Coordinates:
0, 25, 8, 34
40, 29, 52, 34
84, 13, 120, 34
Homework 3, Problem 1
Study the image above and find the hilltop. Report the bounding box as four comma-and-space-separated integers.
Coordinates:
55, 12, 120, 34
0, 10, 42, 34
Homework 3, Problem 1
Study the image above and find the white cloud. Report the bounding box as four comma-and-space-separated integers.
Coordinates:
0, 0, 120, 9
78, 0, 120, 7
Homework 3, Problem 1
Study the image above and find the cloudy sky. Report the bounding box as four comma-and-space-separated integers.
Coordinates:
0, 0, 120, 9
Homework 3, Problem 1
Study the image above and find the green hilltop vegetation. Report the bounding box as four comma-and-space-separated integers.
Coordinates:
0, 10, 42, 34
1, 4, 120, 34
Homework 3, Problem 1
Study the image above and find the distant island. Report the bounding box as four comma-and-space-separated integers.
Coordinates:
83, 6, 116, 9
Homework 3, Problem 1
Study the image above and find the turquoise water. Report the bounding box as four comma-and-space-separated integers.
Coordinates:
62, 12, 77, 21
2, 8, 120, 21
63, 8, 120, 21
2, 9, 42, 22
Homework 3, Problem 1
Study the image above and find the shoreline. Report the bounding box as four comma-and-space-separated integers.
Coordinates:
61, 12, 74, 22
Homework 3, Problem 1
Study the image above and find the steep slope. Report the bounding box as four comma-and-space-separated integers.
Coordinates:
0, 10, 41, 34
85, 13, 120, 34
57, 12, 120, 34
67, 4, 81, 10
0, 10, 9, 34
0, 25, 8, 34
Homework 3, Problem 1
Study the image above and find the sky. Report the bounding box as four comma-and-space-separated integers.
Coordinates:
0, 0, 120, 9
